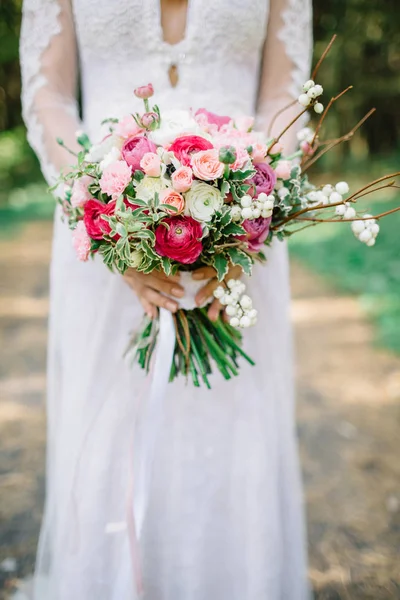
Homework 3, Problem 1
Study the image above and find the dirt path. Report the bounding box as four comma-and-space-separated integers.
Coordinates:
0, 221, 399, 599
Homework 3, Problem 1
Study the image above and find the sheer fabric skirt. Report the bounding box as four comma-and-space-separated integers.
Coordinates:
33, 209, 309, 600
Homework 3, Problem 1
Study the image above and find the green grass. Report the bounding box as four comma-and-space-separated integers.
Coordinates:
290, 191, 400, 354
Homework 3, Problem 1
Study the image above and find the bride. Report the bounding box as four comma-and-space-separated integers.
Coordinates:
20, 0, 312, 598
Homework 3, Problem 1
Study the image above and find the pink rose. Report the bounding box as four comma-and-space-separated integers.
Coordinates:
195, 108, 232, 130
71, 175, 93, 208
171, 166, 193, 193
122, 136, 157, 172
155, 216, 203, 264
72, 220, 91, 261
275, 160, 292, 180
159, 189, 185, 215
249, 162, 276, 196
240, 216, 272, 253
251, 143, 267, 164
169, 135, 213, 167
114, 115, 142, 139
234, 115, 254, 132
99, 160, 132, 200
191, 149, 224, 181
140, 152, 161, 177
134, 83, 154, 100
83, 199, 117, 240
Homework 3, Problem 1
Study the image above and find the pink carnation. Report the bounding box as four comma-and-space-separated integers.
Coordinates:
71, 175, 93, 208
99, 160, 132, 200
72, 220, 91, 261
230, 146, 249, 171
114, 115, 142, 139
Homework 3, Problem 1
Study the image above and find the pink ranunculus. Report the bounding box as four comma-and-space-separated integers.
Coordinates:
234, 115, 254, 132
300, 140, 314, 156
99, 160, 132, 200
134, 83, 154, 100
83, 199, 117, 240
72, 220, 91, 261
171, 166, 193, 193
141, 112, 159, 129
275, 160, 292, 180
191, 149, 225, 181
121, 136, 157, 172
251, 142, 267, 164
114, 115, 143, 139
230, 146, 249, 171
159, 189, 185, 215
241, 216, 272, 253
268, 142, 284, 155
195, 108, 232, 130
140, 152, 161, 177
168, 135, 213, 167
249, 162, 277, 196
71, 175, 93, 208
155, 216, 203, 264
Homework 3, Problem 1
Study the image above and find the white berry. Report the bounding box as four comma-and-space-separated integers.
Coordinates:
314, 103, 324, 114
369, 223, 380, 236
366, 238, 376, 247
302, 79, 315, 92
313, 84, 323, 96
351, 220, 365, 235
335, 181, 349, 195
359, 229, 372, 243
322, 185, 333, 196
240, 195, 252, 208
225, 305, 238, 317
329, 191, 342, 204
344, 206, 356, 219
230, 317, 240, 328
241, 207, 253, 220
335, 205, 346, 216
239, 315, 251, 328
230, 206, 242, 221
213, 286, 225, 299
298, 93, 310, 107
239, 295, 252, 309
261, 209, 273, 218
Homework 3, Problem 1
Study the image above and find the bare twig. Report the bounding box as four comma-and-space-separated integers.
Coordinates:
310, 86, 353, 147
267, 100, 297, 137
293, 205, 400, 223
311, 34, 337, 80
267, 107, 309, 153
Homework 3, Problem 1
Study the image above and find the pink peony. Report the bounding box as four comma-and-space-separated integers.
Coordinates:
249, 162, 276, 196
99, 160, 132, 200
134, 83, 154, 100
240, 217, 272, 253
155, 216, 203, 264
121, 136, 157, 172
72, 220, 91, 261
171, 166, 193, 193
114, 115, 143, 139
195, 108, 232, 130
159, 189, 185, 215
169, 135, 213, 167
71, 175, 93, 208
191, 149, 225, 181
84, 199, 117, 240
234, 115, 254, 132
140, 152, 161, 177
275, 160, 292, 180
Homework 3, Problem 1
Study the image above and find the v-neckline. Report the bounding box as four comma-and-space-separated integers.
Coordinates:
155, 0, 193, 51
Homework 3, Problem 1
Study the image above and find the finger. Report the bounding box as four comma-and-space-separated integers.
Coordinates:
151, 269, 181, 283
145, 274, 184, 298
139, 296, 157, 319
195, 278, 219, 306
142, 287, 178, 313
226, 265, 243, 281
207, 298, 223, 321
191, 266, 217, 281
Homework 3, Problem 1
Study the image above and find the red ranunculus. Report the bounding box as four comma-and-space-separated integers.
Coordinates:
121, 135, 157, 171
249, 162, 276, 196
83, 199, 117, 240
155, 216, 203, 264
240, 217, 272, 253
195, 108, 232, 130
168, 135, 213, 167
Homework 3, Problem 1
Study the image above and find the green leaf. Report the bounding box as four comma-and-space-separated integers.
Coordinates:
222, 222, 245, 236
226, 247, 253, 275
161, 256, 172, 276
133, 170, 145, 182
214, 253, 229, 281
229, 169, 255, 181
219, 209, 232, 227
159, 203, 178, 213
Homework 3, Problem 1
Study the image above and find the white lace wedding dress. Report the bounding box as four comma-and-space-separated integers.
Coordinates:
20, 1, 312, 598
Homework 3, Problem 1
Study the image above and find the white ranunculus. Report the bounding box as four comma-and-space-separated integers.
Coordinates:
100, 146, 122, 171
184, 181, 223, 222
85, 134, 123, 163
149, 109, 207, 146
134, 175, 166, 202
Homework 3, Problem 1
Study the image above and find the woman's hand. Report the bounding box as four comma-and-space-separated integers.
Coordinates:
123, 268, 184, 318
192, 265, 243, 321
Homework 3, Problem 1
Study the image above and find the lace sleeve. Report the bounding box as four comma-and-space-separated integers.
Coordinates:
20, 0, 81, 185
256, 0, 313, 150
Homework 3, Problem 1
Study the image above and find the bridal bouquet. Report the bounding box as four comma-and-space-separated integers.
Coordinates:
55, 39, 400, 387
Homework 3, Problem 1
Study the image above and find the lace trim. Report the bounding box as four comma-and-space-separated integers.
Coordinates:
20, 0, 64, 184
277, 0, 313, 99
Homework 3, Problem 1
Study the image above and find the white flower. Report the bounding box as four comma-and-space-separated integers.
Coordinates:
149, 109, 205, 146
128, 249, 144, 268
100, 146, 122, 171
135, 175, 166, 202
85, 135, 123, 163
185, 181, 223, 222
335, 181, 349, 195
